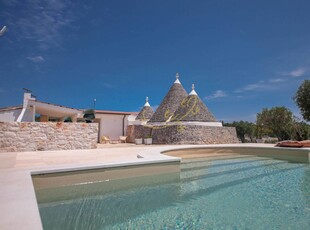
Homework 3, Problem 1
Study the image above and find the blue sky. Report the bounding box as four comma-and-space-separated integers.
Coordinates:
0, 0, 309, 122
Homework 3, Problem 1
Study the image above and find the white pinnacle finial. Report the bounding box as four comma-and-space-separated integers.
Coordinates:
144, 96, 150, 107
174, 72, 181, 84
189, 83, 198, 95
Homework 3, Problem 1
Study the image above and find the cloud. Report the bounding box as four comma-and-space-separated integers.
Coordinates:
27, 56, 45, 63
234, 81, 268, 93
243, 81, 266, 91
268, 78, 286, 83
4, 0, 77, 49
205, 90, 227, 100
0, 89, 6, 94
2, 0, 18, 7
286, 68, 306, 77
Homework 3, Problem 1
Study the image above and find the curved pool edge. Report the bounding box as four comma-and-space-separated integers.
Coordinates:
155, 144, 310, 164
30, 144, 310, 176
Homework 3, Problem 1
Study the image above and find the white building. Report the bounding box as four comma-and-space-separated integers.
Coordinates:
94, 111, 137, 141
0, 92, 137, 142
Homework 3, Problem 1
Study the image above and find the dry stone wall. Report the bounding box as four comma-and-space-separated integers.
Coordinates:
127, 124, 239, 144
152, 125, 239, 144
0, 122, 98, 152
126, 125, 152, 143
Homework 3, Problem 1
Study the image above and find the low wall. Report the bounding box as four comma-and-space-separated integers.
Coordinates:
126, 125, 152, 143
0, 122, 98, 152
152, 125, 239, 144
127, 124, 239, 144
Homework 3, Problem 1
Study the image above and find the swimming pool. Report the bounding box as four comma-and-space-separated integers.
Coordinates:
33, 154, 310, 229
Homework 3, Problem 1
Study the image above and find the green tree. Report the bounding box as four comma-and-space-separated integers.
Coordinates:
256, 107, 294, 141
254, 125, 274, 139
83, 109, 95, 123
294, 80, 310, 121
63, 116, 72, 122
290, 121, 310, 141
224, 121, 256, 142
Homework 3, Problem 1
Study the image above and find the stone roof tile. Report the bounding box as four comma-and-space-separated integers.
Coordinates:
148, 73, 188, 122
173, 85, 216, 122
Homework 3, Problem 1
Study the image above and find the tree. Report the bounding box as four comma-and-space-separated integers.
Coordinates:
224, 121, 256, 142
63, 117, 72, 122
294, 80, 310, 121
83, 109, 95, 123
290, 121, 310, 141
256, 107, 294, 141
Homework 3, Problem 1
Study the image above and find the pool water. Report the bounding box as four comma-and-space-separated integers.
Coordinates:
35, 155, 310, 229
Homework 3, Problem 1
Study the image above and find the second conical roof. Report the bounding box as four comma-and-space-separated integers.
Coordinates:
148, 73, 188, 122
173, 85, 216, 122
136, 97, 154, 121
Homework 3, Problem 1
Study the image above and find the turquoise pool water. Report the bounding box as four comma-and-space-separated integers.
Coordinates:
35, 155, 310, 229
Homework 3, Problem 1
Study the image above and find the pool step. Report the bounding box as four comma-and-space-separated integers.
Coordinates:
179, 157, 290, 195
180, 156, 272, 180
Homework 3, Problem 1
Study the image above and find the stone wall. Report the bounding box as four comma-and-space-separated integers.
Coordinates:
126, 125, 152, 143
0, 122, 98, 152
127, 124, 239, 144
152, 125, 239, 144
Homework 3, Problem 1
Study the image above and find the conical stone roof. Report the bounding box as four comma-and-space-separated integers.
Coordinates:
148, 73, 188, 122
136, 97, 154, 121
173, 84, 216, 122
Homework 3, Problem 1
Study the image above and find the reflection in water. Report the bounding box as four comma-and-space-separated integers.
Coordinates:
36, 173, 181, 229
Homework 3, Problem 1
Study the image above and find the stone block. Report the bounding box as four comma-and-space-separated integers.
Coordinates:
4, 132, 17, 138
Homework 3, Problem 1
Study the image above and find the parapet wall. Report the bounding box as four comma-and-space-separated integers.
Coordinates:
127, 124, 239, 144
0, 122, 98, 152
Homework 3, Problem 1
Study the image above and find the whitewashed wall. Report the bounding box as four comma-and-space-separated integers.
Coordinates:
95, 114, 127, 140
0, 107, 35, 122
21, 107, 35, 121
0, 109, 22, 122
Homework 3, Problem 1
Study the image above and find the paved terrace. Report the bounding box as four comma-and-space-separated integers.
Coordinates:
0, 143, 309, 230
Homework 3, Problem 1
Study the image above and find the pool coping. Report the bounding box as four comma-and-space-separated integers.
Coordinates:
0, 144, 309, 230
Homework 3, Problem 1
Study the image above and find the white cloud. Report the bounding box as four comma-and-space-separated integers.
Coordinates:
205, 90, 227, 100
234, 81, 268, 93
269, 78, 286, 83
286, 68, 306, 77
2, 0, 18, 7
243, 83, 263, 91
4, 0, 76, 49
27, 56, 45, 63
233, 89, 242, 93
